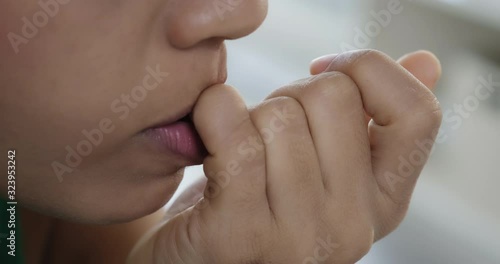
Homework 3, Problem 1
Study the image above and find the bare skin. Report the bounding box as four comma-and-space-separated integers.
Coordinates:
20, 207, 163, 263
1, 1, 442, 263
128, 50, 442, 263
17, 51, 441, 263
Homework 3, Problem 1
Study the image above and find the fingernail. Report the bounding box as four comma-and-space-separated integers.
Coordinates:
311, 54, 338, 64
310, 54, 338, 74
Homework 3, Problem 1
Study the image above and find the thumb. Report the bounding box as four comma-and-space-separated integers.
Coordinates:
397, 50, 442, 91
191, 84, 268, 210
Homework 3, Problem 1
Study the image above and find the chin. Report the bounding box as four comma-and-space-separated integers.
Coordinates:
96, 174, 183, 225
41, 170, 184, 225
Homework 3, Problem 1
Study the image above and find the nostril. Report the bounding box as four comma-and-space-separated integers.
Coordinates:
164, 0, 268, 49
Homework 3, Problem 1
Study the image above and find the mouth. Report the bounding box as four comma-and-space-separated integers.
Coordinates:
140, 43, 227, 166
142, 111, 208, 165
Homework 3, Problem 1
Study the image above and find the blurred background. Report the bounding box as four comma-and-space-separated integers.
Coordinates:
187, 0, 500, 263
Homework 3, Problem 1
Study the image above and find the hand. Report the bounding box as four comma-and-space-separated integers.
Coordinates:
128, 50, 442, 264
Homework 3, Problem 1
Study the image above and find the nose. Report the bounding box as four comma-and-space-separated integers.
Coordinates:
165, 0, 268, 48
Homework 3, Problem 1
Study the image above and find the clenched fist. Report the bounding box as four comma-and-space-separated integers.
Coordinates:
128, 50, 442, 264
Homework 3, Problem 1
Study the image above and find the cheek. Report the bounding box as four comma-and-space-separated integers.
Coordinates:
1, 1, 194, 223
1, 2, 146, 159
0, 2, 157, 210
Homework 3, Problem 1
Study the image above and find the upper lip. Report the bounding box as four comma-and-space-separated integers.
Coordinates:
145, 48, 227, 130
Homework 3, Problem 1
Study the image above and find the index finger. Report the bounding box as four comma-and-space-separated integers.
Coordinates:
324, 50, 442, 204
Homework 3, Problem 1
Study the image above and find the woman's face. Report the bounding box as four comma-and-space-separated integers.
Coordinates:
0, 0, 268, 223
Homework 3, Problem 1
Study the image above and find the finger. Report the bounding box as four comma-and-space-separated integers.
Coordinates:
311, 56, 372, 124
397, 50, 442, 91
310, 54, 338, 75
311, 51, 441, 125
249, 96, 323, 219
266, 72, 374, 199
311, 51, 442, 91
192, 84, 268, 212
321, 50, 442, 204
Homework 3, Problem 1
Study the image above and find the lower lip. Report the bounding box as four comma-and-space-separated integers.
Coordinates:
144, 120, 207, 164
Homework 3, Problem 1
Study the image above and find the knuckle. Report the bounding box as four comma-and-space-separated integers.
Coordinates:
403, 95, 443, 134
338, 49, 390, 72
334, 223, 374, 263
251, 96, 306, 130
269, 96, 304, 115
361, 49, 387, 60
321, 209, 374, 262
377, 204, 410, 240
423, 97, 443, 127
350, 49, 389, 67
307, 72, 359, 101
